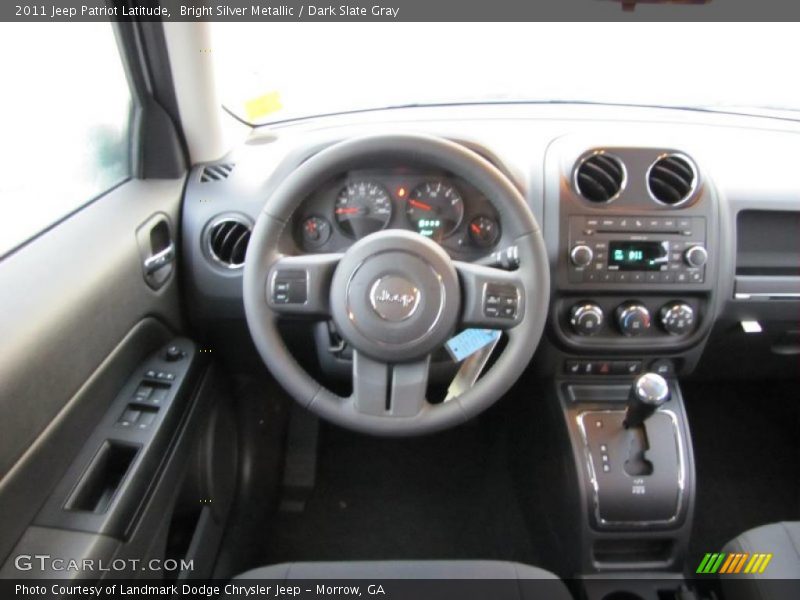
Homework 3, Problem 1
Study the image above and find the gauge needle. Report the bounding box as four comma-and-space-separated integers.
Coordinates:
335, 207, 360, 215
470, 223, 482, 235
408, 199, 432, 211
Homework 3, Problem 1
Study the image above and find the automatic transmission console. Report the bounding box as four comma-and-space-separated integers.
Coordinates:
577, 373, 684, 525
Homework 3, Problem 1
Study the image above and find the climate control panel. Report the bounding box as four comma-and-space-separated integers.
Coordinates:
565, 299, 699, 339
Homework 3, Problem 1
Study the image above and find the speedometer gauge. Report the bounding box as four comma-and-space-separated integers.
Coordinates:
334, 181, 393, 239
405, 180, 464, 241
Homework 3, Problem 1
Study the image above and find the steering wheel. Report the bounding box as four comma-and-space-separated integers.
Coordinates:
243, 134, 549, 435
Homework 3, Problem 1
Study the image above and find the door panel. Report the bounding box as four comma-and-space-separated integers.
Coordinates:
0, 178, 184, 563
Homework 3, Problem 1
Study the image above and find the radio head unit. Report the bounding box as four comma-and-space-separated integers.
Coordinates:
567, 215, 708, 285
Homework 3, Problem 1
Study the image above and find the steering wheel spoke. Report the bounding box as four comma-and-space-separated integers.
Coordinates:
266, 253, 343, 317
351, 351, 430, 418
454, 261, 526, 329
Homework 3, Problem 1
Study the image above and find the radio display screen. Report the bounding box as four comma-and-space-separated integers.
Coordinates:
609, 241, 669, 271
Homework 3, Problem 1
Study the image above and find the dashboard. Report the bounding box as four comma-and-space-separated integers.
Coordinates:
291, 169, 502, 259
181, 102, 800, 382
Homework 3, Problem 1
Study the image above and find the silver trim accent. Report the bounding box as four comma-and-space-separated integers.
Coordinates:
735, 292, 800, 300
572, 150, 628, 204
684, 245, 708, 268
143, 243, 175, 275
576, 408, 686, 527
204, 215, 253, 270
569, 244, 594, 267
646, 152, 699, 207
368, 276, 421, 321
634, 373, 670, 404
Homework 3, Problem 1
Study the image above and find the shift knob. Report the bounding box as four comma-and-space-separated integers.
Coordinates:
624, 373, 670, 428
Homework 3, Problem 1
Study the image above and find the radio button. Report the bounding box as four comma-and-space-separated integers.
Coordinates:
661, 272, 675, 283
570, 244, 594, 267
646, 272, 660, 283
685, 245, 708, 268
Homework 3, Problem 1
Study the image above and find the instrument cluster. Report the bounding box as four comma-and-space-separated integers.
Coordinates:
293, 169, 502, 257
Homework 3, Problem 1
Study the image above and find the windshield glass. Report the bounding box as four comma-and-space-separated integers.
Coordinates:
213, 23, 797, 124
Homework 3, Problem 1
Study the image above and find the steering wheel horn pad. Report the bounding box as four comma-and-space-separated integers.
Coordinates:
330, 230, 460, 362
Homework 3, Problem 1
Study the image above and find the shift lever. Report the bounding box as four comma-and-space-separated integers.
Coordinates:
624, 372, 670, 428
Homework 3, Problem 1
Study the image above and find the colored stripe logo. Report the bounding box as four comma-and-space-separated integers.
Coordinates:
696, 552, 773, 574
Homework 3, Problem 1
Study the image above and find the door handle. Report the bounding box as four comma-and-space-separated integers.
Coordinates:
143, 242, 175, 275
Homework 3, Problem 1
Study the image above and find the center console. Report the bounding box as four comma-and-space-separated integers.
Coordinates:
537, 139, 718, 590
544, 141, 719, 374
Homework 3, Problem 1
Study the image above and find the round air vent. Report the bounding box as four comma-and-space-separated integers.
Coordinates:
206, 217, 251, 268
647, 154, 697, 205
574, 153, 626, 203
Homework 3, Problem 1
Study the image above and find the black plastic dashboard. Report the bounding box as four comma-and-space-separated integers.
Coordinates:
181, 103, 800, 382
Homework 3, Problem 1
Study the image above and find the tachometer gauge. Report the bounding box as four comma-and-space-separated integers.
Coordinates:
405, 180, 464, 241
468, 216, 500, 248
334, 181, 393, 239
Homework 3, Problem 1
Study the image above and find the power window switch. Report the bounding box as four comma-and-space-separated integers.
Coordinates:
133, 384, 152, 401
149, 387, 169, 405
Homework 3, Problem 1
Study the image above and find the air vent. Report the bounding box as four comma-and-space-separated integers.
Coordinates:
647, 154, 696, 205
575, 153, 626, 203
200, 163, 235, 183
207, 217, 251, 268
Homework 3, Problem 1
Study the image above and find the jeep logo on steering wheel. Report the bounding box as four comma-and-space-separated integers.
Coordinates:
369, 276, 421, 322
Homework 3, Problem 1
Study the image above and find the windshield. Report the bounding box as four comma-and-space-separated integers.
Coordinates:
213, 22, 797, 124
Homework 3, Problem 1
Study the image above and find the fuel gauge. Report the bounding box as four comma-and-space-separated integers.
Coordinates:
468, 216, 500, 248
300, 216, 332, 249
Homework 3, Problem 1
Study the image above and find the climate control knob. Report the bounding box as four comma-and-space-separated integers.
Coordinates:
570, 303, 604, 336
616, 303, 651, 337
684, 245, 708, 268
660, 302, 695, 335
570, 244, 594, 267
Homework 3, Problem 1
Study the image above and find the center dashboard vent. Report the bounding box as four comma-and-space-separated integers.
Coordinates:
574, 153, 626, 203
200, 163, 235, 183
647, 154, 696, 205
206, 217, 251, 268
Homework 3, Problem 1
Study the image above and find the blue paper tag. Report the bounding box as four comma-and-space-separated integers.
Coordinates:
445, 329, 501, 362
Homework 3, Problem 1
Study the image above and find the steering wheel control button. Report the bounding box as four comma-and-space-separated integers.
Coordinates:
660, 302, 695, 335
272, 270, 307, 304
369, 275, 421, 322
570, 302, 604, 336
616, 303, 651, 336
483, 283, 518, 319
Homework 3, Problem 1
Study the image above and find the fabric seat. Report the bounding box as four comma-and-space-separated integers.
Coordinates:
234, 560, 572, 599
721, 521, 800, 600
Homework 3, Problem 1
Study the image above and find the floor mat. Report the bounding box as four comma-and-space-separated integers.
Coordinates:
684, 380, 800, 567
261, 416, 538, 565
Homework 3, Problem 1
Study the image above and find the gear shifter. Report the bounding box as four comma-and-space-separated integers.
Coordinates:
624, 372, 670, 429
